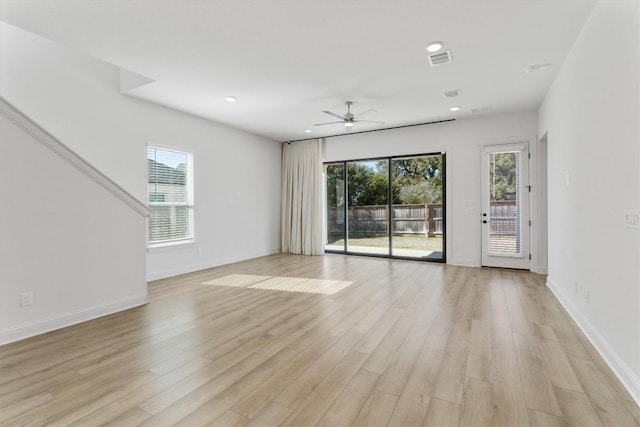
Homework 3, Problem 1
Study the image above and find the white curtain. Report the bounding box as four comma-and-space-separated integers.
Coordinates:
281, 138, 324, 255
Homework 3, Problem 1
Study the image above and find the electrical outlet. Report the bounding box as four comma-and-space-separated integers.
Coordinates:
585, 290, 590, 303
624, 211, 640, 229
574, 282, 578, 294
20, 292, 33, 307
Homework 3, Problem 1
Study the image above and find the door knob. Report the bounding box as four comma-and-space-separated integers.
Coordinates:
482, 220, 488, 224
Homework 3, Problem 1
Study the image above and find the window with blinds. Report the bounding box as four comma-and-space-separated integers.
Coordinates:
147, 146, 194, 246
488, 151, 520, 255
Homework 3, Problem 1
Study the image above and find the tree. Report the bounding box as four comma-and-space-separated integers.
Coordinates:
326, 164, 344, 207
326, 155, 444, 207
347, 162, 387, 206
391, 157, 442, 204
489, 152, 518, 201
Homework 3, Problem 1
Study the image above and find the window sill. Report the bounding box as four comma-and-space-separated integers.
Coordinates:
147, 239, 195, 253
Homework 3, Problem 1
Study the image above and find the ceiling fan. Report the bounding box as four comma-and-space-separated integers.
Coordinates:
314, 101, 384, 131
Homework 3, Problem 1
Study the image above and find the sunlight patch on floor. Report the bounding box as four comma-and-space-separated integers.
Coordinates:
201, 274, 271, 287
201, 274, 354, 295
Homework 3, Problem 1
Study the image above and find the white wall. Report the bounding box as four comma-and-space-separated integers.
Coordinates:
324, 112, 540, 270
0, 23, 282, 281
539, 0, 640, 403
0, 106, 148, 344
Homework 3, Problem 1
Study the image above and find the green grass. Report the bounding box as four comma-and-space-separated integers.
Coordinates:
330, 235, 442, 251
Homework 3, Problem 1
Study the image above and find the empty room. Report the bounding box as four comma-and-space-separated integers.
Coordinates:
1, 0, 639, 426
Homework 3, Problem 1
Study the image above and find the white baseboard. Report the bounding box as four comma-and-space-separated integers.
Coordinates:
447, 257, 478, 267
0, 293, 148, 347
546, 277, 640, 406
146, 248, 281, 281
532, 264, 548, 274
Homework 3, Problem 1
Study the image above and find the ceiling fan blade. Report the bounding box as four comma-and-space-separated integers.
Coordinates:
356, 119, 385, 124
313, 121, 344, 126
355, 108, 377, 118
322, 110, 345, 120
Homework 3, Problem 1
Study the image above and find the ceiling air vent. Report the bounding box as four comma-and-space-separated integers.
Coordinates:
525, 63, 553, 74
428, 50, 452, 66
470, 105, 492, 114
443, 89, 461, 99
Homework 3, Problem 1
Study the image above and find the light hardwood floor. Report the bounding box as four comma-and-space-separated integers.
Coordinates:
1, 253, 639, 426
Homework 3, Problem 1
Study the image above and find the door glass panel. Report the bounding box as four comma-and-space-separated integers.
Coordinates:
488, 151, 521, 255
346, 160, 389, 255
325, 164, 345, 252
324, 153, 446, 263
391, 155, 444, 260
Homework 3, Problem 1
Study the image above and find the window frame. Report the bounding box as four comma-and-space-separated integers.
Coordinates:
146, 143, 195, 249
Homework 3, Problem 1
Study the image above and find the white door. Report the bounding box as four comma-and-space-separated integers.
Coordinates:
481, 143, 530, 269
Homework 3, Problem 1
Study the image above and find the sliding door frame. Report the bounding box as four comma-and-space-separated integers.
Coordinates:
324, 152, 446, 263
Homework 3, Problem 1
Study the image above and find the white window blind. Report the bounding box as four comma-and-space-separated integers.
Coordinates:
147, 146, 194, 246
488, 151, 520, 255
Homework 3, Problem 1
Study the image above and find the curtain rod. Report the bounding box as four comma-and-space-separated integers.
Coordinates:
284, 118, 455, 144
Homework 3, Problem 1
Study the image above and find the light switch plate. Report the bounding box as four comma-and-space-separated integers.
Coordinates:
624, 211, 640, 230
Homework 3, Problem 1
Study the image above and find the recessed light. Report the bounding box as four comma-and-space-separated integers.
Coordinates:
225, 96, 237, 102
450, 106, 461, 112
305, 129, 311, 133
426, 41, 444, 53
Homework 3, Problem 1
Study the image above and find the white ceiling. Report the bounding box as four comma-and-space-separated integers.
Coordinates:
0, 0, 597, 141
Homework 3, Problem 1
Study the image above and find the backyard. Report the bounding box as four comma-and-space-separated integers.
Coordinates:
326, 233, 517, 257
329, 235, 442, 251
326, 234, 443, 258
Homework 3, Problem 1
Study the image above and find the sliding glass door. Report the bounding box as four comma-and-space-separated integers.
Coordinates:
346, 160, 389, 255
391, 155, 444, 259
324, 153, 445, 262
325, 164, 345, 252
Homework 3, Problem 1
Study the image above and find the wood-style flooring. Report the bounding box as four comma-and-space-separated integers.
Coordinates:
1, 253, 639, 426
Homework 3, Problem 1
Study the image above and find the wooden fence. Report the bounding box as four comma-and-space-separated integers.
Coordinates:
327, 200, 518, 240
489, 200, 518, 236
327, 204, 443, 238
